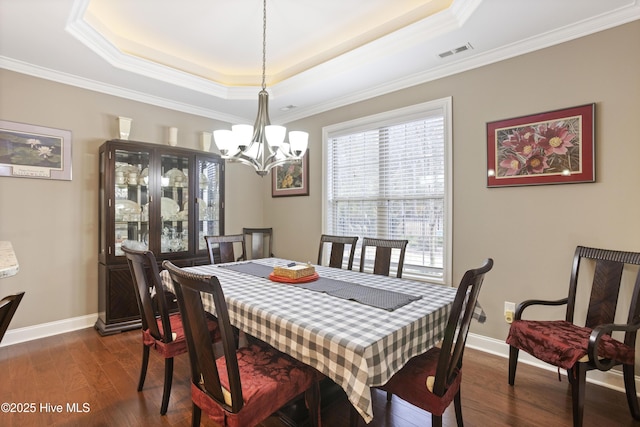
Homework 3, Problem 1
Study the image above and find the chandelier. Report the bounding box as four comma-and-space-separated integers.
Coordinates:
213, 0, 308, 177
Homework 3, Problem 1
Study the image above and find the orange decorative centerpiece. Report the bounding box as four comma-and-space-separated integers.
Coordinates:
270, 263, 319, 283
272, 263, 316, 280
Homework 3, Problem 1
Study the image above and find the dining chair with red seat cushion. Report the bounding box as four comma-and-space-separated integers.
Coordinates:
0, 291, 25, 343
506, 246, 640, 427
122, 246, 220, 415
205, 234, 247, 264
162, 260, 322, 427
351, 258, 493, 427
359, 237, 408, 278
317, 234, 358, 270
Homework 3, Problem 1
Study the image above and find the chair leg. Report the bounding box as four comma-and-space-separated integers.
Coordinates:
508, 345, 519, 385
304, 381, 321, 427
386, 391, 392, 401
192, 403, 201, 427
432, 414, 443, 427
160, 357, 174, 415
623, 364, 640, 420
570, 364, 586, 427
454, 389, 464, 427
138, 344, 150, 391
349, 405, 361, 427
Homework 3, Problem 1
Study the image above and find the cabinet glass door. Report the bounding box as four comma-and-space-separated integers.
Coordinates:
196, 158, 222, 251
160, 153, 190, 254
114, 148, 150, 256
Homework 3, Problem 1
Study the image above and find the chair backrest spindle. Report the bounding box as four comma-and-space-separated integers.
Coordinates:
242, 227, 273, 259
434, 259, 492, 395
360, 237, 409, 278
565, 246, 640, 332
205, 234, 246, 264
123, 246, 173, 342
163, 261, 244, 412
317, 234, 358, 269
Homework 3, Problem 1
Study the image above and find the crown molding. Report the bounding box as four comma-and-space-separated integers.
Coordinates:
0, 56, 247, 124
277, 4, 640, 123
3, 1, 639, 125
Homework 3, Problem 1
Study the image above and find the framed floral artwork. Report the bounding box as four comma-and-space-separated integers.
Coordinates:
0, 120, 72, 180
486, 104, 595, 187
271, 152, 309, 197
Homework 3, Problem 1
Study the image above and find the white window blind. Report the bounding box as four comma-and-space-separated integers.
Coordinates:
323, 98, 452, 283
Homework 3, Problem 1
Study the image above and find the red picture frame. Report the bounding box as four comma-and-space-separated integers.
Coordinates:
271, 151, 309, 197
487, 104, 595, 187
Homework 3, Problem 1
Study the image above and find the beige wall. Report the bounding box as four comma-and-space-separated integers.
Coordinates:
265, 21, 640, 342
1, 21, 639, 347
0, 71, 265, 328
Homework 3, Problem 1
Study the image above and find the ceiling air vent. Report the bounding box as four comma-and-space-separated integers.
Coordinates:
438, 43, 473, 59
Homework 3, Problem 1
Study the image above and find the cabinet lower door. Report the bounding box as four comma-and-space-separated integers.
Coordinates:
95, 263, 141, 335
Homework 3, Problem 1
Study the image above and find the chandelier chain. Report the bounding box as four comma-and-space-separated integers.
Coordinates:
212, 0, 308, 176
261, 0, 267, 91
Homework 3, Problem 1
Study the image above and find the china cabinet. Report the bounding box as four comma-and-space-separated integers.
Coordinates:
96, 139, 224, 335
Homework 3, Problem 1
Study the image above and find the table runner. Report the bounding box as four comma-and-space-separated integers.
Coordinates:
160, 258, 464, 423
220, 262, 421, 311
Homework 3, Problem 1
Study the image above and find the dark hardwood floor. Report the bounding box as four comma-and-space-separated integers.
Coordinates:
0, 327, 637, 427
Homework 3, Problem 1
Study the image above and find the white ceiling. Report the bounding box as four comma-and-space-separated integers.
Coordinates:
1, 0, 639, 125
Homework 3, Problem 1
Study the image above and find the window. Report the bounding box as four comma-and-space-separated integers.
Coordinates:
322, 97, 452, 284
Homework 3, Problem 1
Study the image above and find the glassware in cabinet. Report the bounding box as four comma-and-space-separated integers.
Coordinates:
196, 157, 222, 252
160, 153, 190, 254
97, 139, 224, 336
113, 148, 150, 256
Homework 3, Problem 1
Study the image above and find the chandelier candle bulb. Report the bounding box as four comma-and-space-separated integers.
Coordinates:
289, 131, 309, 155
265, 125, 285, 147
233, 124, 253, 151
213, 130, 232, 155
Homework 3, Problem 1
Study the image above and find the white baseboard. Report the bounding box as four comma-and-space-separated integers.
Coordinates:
0, 318, 634, 395
466, 332, 630, 394
0, 313, 98, 347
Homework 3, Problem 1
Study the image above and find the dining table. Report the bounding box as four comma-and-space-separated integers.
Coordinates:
160, 257, 481, 423
0, 241, 19, 279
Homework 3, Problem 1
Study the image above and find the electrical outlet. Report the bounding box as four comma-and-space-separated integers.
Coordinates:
504, 301, 516, 323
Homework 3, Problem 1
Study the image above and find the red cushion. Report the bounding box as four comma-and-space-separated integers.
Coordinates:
506, 319, 635, 370
379, 347, 461, 416
142, 312, 219, 358
191, 344, 322, 427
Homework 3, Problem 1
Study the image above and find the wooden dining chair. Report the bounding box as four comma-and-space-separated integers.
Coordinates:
242, 227, 274, 260
0, 291, 25, 343
205, 234, 246, 264
359, 237, 409, 278
122, 246, 220, 415
162, 260, 322, 427
317, 234, 358, 269
507, 246, 640, 427
351, 258, 493, 427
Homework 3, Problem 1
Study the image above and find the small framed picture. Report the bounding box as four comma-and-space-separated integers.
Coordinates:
271, 152, 309, 197
0, 120, 72, 181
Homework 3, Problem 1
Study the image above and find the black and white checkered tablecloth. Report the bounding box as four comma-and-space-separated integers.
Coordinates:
160, 258, 458, 423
